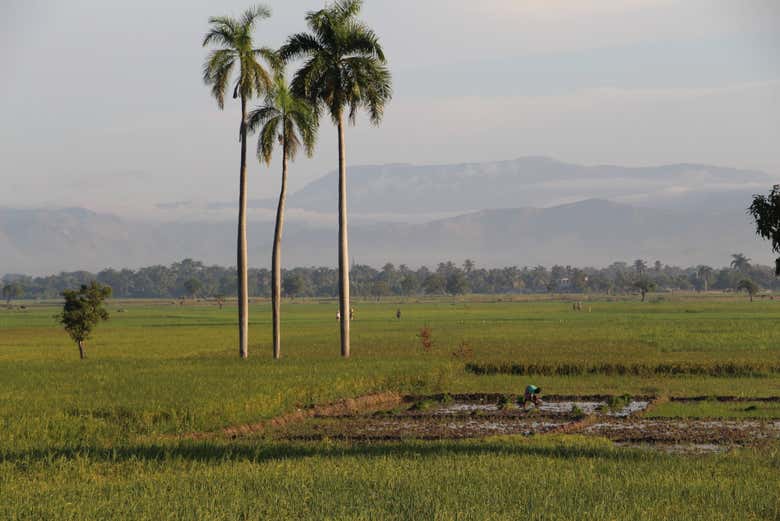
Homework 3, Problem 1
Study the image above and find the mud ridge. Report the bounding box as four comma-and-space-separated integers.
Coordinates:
405, 393, 656, 403
670, 396, 780, 402
183, 392, 403, 440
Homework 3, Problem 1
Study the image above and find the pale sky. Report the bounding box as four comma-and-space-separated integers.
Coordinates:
1, 0, 779, 217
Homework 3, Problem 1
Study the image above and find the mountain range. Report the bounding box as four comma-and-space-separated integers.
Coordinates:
195, 156, 775, 219
0, 198, 770, 275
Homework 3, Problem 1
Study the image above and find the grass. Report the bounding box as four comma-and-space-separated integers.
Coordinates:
1, 296, 780, 519
1, 437, 778, 520
648, 400, 780, 419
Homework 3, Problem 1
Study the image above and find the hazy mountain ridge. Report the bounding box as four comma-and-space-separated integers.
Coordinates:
209, 157, 776, 216
0, 198, 769, 276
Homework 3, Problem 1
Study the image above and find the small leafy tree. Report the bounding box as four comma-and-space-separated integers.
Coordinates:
59, 282, 111, 359
400, 275, 418, 296
446, 271, 469, 295
370, 280, 391, 301
423, 273, 446, 295
748, 185, 780, 276
183, 278, 202, 299
282, 273, 307, 299
633, 277, 655, 302
2, 283, 23, 306
736, 279, 759, 302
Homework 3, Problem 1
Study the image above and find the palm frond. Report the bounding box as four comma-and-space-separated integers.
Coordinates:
343, 56, 392, 124
247, 106, 280, 134
332, 0, 363, 23
207, 16, 238, 29
241, 5, 271, 30
279, 33, 324, 62
290, 105, 318, 157
202, 50, 236, 109
257, 116, 280, 165
341, 21, 385, 61
284, 118, 302, 161
202, 25, 235, 48
254, 46, 283, 75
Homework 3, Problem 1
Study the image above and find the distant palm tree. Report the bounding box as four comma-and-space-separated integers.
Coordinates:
249, 73, 317, 359
730, 253, 751, 273
281, 0, 392, 358
633, 259, 647, 275
202, 5, 275, 359
696, 265, 713, 292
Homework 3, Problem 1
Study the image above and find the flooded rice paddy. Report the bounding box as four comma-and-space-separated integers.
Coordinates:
270, 394, 780, 452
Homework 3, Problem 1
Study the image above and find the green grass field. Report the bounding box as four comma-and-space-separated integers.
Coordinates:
648, 400, 780, 418
1, 296, 779, 519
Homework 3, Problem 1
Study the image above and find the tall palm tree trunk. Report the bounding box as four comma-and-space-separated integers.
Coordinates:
237, 97, 250, 359
271, 144, 288, 360
337, 115, 350, 358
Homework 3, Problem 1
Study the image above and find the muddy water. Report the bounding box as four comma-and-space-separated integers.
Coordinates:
608, 401, 650, 418
269, 395, 777, 450
278, 416, 570, 440
431, 400, 649, 417
616, 442, 728, 454
583, 419, 780, 445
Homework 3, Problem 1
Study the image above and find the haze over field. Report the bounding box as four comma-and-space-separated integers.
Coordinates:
0, 158, 772, 274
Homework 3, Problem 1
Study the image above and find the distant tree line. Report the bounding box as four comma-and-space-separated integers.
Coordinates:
3, 254, 779, 301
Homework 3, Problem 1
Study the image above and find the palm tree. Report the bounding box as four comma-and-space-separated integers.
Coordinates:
281, 0, 392, 358
202, 5, 275, 359
248, 73, 317, 359
730, 253, 751, 273
696, 265, 713, 292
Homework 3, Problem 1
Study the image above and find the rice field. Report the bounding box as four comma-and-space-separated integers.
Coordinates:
1, 296, 779, 519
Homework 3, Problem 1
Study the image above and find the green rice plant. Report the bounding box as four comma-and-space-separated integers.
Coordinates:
497, 394, 516, 410
2, 297, 780, 519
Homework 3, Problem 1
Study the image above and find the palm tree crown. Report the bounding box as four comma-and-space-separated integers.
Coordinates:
248, 74, 317, 163
730, 253, 751, 272
202, 5, 275, 110
279, 0, 392, 123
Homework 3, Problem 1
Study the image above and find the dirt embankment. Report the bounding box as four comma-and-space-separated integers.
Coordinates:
184, 392, 403, 440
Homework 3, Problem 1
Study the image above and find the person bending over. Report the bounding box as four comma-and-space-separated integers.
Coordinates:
523, 384, 542, 408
